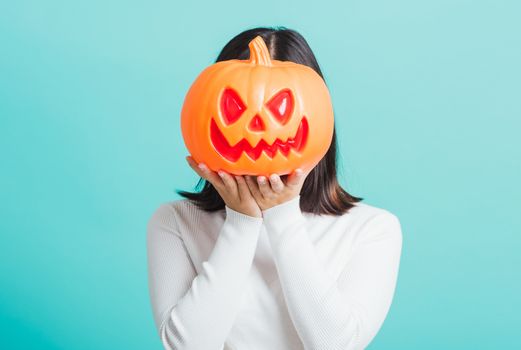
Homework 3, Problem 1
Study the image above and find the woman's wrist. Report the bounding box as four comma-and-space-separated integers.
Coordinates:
225, 205, 264, 225
262, 195, 303, 222
262, 194, 300, 212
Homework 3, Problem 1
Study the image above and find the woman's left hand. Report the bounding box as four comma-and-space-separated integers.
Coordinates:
244, 168, 311, 211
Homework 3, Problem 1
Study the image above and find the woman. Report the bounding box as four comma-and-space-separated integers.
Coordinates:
147, 27, 403, 350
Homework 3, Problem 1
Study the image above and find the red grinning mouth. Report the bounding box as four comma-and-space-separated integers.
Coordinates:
210, 117, 309, 162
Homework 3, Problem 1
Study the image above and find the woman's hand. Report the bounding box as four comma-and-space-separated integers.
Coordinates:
186, 156, 262, 218
244, 168, 311, 211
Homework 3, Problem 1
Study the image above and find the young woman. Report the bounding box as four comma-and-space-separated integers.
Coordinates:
147, 27, 403, 350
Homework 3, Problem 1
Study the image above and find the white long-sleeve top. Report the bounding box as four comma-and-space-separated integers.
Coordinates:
146, 195, 403, 350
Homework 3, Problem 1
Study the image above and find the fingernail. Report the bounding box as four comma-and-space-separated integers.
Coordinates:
270, 174, 278, 181
295, 168, 303, 176
258, 176, 266, 183
198, 163, 206, 170
218, 170, 225, 177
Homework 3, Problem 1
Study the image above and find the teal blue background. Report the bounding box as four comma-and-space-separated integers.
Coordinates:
1, 0, 520, 349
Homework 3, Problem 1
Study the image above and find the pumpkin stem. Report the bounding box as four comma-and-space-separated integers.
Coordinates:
248, 36, 273, 66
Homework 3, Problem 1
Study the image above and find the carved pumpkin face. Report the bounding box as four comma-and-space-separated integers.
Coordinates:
181, 36, 334, 176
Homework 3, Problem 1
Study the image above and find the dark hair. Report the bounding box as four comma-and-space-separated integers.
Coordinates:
177, 26, 363, 215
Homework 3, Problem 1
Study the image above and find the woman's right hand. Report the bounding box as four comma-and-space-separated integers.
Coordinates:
186, 156, 262, 218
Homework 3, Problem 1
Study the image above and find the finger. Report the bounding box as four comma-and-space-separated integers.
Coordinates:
287, 168, 305, 188
234, 175, 252, 201
218, 170, 238, 197
186, 156, 224, 189
257, 175, 274, 199
245, 175, 263, 201
268, 173, 284, 193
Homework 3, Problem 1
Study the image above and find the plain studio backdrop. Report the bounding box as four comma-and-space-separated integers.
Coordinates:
1, 0, 519, 349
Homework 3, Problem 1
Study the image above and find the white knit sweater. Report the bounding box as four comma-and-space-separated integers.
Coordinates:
146, 195, 402, 350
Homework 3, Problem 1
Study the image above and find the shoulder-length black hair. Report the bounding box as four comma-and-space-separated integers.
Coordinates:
177, 26, 363, 215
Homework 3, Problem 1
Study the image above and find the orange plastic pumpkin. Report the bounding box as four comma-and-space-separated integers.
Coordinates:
181, 35, 334, 176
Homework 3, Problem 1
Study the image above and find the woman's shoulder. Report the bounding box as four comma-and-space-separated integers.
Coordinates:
306, 201, 401, 242
151, 197, 218, 214
147, 198, 224, 231
347, 201, 400, 222
149, 198, 198, 214
306, 200, 399, 223
343, 201, 403, 242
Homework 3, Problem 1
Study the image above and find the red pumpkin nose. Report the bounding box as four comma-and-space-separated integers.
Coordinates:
248, 114, 265, 131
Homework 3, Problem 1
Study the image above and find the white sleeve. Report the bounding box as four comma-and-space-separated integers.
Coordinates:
146, 203, 263, 350
262, 196, 403, 350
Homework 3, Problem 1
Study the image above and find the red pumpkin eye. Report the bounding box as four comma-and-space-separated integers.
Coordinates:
266, 89, 294, 125
221, 88, 246, 125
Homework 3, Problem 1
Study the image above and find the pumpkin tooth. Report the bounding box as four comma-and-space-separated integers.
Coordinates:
210, 118, 243, 162
275, 138, 290, 156
291, 116, 308, 151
